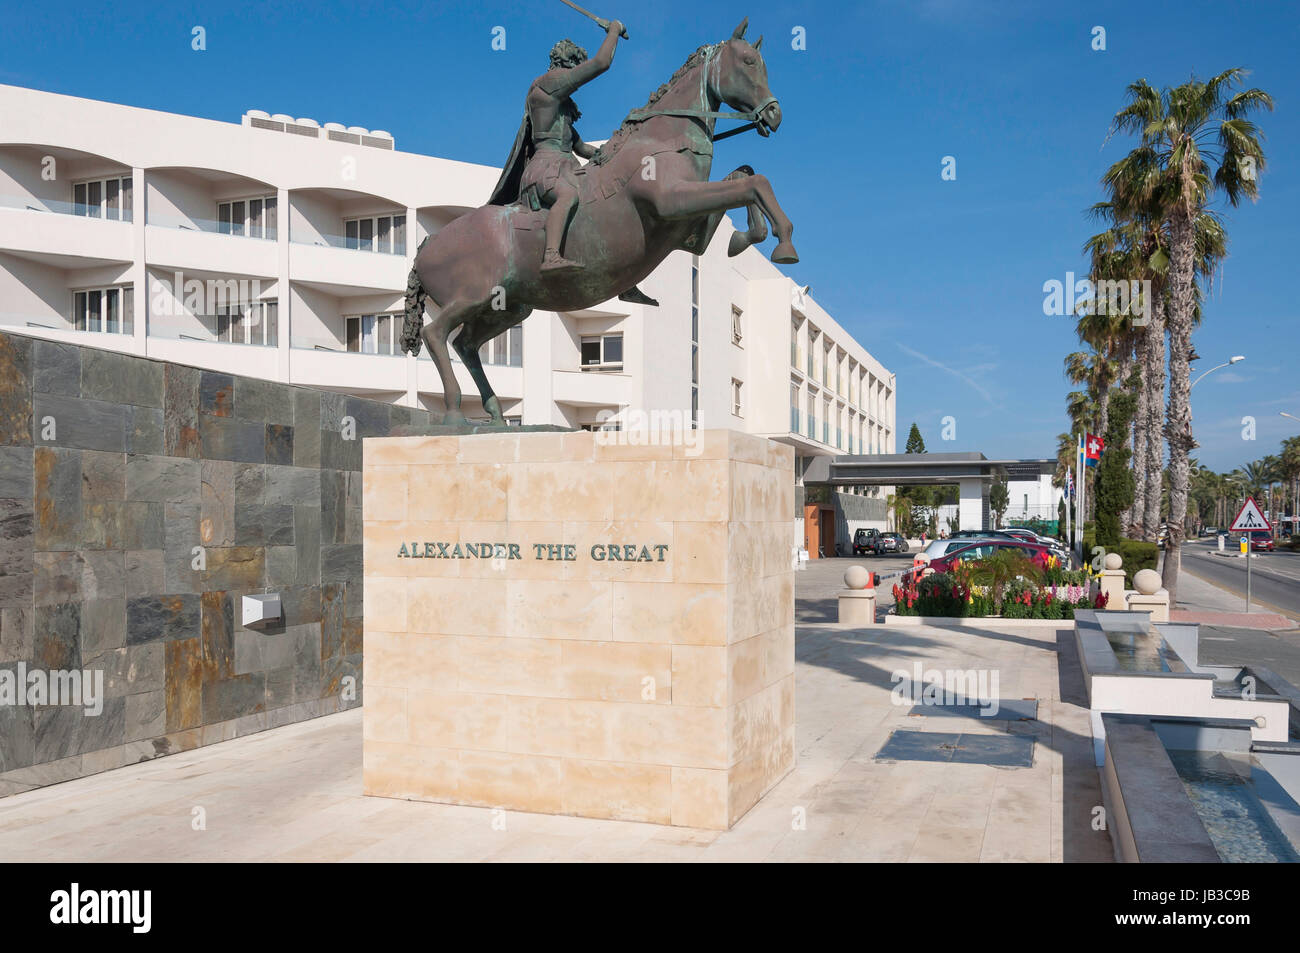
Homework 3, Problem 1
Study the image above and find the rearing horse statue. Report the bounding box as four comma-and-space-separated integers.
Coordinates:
401, 16, 797, 424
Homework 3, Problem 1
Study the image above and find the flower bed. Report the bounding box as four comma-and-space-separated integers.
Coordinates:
891, 571, 1108, 619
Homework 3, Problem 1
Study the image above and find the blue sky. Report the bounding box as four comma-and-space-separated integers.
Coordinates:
3, 0, 1297, 471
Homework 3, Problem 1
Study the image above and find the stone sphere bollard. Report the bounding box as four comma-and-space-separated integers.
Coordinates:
1104, 552, 1123, 571
844, 565, 871, 590
1133, 568, 1161, 595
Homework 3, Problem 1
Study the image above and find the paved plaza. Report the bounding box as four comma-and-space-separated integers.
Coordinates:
0, 557, 1114, 862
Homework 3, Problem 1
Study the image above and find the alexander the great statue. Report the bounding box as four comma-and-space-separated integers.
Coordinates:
403, 13, 796, 424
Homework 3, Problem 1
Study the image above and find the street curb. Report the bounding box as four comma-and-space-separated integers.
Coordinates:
884, 615, 1074, 629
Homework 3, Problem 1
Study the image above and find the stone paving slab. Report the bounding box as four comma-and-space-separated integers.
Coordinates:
0, 616, 1113, 862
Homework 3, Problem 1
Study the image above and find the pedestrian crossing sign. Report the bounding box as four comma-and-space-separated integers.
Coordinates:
1230, 496, 1272, 533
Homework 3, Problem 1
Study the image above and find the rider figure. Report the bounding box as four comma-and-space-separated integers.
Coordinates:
528, 30, 620, 272
488, 20, 657, 302
519, 23, 623, 273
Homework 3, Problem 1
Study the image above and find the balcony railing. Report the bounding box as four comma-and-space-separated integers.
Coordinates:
1, 194, 133, 221
1, 311, 133, 334
289, 231, 405, 255
790, 407, 800, 433
149, 212, 274, 239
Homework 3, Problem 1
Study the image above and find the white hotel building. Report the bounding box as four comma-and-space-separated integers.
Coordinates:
0, 84, 895, 475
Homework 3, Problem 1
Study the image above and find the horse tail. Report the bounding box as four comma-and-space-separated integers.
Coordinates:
400, 237, 431, 356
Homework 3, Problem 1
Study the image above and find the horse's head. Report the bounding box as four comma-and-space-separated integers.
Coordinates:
713, 17, 781, 136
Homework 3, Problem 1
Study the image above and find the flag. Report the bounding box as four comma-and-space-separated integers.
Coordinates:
1084, 433, 1105, 468
1065, 468, 1075, 498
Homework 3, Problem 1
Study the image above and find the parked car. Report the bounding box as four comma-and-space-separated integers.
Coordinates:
948, 529, 1020, 541
916, 539, 1058, 577
1001, 526, 1072, 558
919, 537, 999, 561
852, 528, 880, 556
1202, 526, 1219, 537
868, 532, 909, 555
1249, 530, 1275, 552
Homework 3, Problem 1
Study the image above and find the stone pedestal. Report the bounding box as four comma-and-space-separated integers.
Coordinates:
1125, 591, 1170, 622
361, 429, 795, 830
1097, 569, 1126, 610
837, 589, 876, 625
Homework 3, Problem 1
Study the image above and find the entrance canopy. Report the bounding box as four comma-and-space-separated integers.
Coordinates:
802, 452, 1056, 487
801, 453, 1057, 532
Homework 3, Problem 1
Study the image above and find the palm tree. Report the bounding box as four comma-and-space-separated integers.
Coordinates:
1089, 196, 1169, 543
1107, 69, 1272, 602
1053, 431, 1076, 488
1281, 435, 1300, 533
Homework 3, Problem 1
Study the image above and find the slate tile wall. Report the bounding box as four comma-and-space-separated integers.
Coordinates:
0, 331, 434, 795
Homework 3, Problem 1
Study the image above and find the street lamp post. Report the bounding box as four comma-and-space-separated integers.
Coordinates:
1283, 413, 1299, 538
1182, 356, 1246, 542
1191, 355, 1246, 390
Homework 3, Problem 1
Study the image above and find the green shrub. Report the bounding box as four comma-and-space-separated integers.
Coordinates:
1081, 532, 1159, 588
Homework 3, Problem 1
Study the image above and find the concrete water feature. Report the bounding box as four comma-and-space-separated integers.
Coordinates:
1077, 610, 1300, 862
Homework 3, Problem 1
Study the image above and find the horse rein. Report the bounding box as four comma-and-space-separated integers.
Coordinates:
626, 44, 776, 141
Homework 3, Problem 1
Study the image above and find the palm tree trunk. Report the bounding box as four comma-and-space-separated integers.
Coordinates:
1127, 337, 1147, 535
1142, 292, 1166, 540
1161, 213, 1198, 604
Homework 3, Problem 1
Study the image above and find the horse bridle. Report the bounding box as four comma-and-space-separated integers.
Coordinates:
626, 43, 777, 141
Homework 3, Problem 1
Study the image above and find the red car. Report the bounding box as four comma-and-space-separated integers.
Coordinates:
917, 539, 1058, 577
1248, 530, 1275, 552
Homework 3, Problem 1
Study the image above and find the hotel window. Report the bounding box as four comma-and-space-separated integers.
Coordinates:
790, 383, 799, 433
806, 329, 816, 378
345, 313, 400, 354
73, 176, 133, 221
580, 333, 623, 371
806, 394, 815, 439
345, 214, 406, 254
213, 301, 278, 346
790, 321, 799, 368
731, 379, 743, 417
731, 305, 743, 346
479, 325, 524, 367
218, 196, 277, 239
72, 286, 134, 335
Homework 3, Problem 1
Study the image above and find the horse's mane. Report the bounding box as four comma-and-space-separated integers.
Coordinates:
591, 44, 714, 166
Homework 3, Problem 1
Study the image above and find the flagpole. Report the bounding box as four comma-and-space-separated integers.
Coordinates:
1076, 433, 1085, 566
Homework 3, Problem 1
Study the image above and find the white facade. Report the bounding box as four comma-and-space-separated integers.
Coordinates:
937, 473, 1060, 531
0, 84, 893, 451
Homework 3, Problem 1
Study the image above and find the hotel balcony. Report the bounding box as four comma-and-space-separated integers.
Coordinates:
0, 145, 134, 264
0, 247, 137, 353
287, 188, 409, 292
144, 167, 278, 277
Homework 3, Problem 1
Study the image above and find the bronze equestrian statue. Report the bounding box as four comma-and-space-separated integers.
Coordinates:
402, 15, 796, 425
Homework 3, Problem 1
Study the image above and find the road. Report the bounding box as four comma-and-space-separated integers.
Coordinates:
1179, 537, 1300, 621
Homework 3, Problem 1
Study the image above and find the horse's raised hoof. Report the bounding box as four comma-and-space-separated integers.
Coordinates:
771, 242, 799, 264
727, 232, 752, 257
